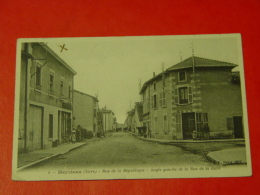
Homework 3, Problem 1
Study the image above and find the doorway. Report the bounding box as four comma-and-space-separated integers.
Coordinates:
233, 116, 243, 138
182, 112, 195, 139
28, 105, 43, 150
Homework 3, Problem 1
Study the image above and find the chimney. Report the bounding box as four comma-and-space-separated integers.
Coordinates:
153, 72, 155, 77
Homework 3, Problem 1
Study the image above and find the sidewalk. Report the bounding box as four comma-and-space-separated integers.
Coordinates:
131, 132, 247, 165
17, 142, 86, 171
129, 132, 245, 144
131, 132, 245, 143
207, 148, 247, 165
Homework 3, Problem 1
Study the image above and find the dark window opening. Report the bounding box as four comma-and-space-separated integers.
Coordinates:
68, 85, 71, 98
179, 71, 186, 81
60, 81, 64, 95
36, 66, 41, 89
153, 82, 156, 91
49, 114, 53, 138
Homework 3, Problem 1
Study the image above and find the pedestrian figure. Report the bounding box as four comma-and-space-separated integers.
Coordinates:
192, 130, 197, 140
71, 129, 76, 144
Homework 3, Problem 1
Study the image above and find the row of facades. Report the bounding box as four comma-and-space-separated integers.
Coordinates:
126, 56, 244, 140
19, 43, 116, 153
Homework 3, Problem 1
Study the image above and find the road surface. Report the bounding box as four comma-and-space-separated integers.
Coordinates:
24, 132, 214, 171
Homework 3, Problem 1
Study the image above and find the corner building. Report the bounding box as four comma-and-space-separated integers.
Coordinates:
140, 56, 243, 140
19, 43, 76, 153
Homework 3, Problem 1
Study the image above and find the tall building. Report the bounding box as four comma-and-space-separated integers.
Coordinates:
100, 109, 116, 133
140, 56, 243, 140
19, 42, 76, 153
73, 90, 99, 137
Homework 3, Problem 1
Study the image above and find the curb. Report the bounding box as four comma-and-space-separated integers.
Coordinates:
129, 132, 245, 144
17, 143, 87, 171
130, 132, 247, 166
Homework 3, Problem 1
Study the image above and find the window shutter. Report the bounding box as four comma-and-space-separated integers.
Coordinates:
174, 88, 179, 104
151, 95, 153, 108
188, 86, 193, 103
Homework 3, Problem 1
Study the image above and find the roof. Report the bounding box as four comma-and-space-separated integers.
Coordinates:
74, 89, 99, 102
140, 56, 237, 94
167, 56, 237, 71
34, 42, 77, 75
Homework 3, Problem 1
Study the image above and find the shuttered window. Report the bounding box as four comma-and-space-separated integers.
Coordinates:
179, 87, 188, 104
175, 86, 193, 104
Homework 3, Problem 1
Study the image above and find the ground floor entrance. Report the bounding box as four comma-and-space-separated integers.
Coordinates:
233, 116, 243, 138
28, 105, 43, 150
58, 111, 72, 143
182, 112, 196, 139
179, 112, 209, 140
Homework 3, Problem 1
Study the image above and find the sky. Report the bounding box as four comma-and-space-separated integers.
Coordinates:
41, 34, 242, 123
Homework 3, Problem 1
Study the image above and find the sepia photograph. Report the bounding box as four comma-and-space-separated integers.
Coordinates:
12, 34, 251, 181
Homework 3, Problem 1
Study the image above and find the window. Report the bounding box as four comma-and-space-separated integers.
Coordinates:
153, 94, 157, 108
60, 81, 64, 96
154, 116, 158, 133
35, 65, 42, 90
179, 71, 186, 82
175, 86, 193, 104
162, 79, 166, 89
163, 114, 168, 132
179, 87, 188, 104
68, 85, 71, 99
49, 114, 53, 138
153, 82, 156, 91
196, 113, 209, 138
49, 74, 54, 94
160, 91, 166, 107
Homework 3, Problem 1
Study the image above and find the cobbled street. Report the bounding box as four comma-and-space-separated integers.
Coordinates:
24, 132, 214, 171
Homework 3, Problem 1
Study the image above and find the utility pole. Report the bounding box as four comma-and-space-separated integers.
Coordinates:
191, 42, 195, 79
191, 42, 197, 136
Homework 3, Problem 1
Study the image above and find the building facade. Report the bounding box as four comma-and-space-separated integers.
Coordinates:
19, 42, 76, 153
73, 90, 99, 137
100, 109, 116, 133
126, 102, 143, 134
140, 56, 243, 140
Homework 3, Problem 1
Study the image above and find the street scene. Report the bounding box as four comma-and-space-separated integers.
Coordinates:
20, 132, 214, 171
13, 35, 251, 180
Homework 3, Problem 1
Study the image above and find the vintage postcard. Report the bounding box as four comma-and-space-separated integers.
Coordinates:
12, 34, 251, 181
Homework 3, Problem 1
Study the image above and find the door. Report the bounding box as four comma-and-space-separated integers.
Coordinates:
233, 116, 243, 138
182, 112, 195, 139
28, 105, 43, 150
